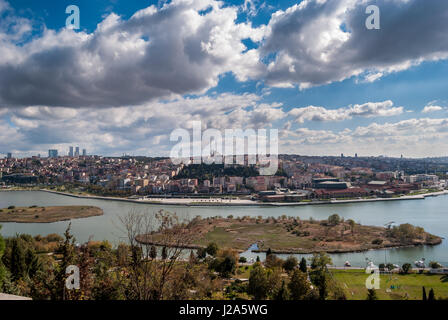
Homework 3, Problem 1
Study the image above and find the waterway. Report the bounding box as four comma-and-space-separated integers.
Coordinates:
1, 190, 447, 267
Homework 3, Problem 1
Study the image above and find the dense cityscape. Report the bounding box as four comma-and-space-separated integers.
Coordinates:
1, 149, 447, 202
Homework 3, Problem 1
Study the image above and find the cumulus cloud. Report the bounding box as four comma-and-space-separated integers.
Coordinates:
0, 93, 286, 157
0, 0, 265, 108
281, 117, 448, 157
422, 105, 444, 114
289, 100, 403, 123
261, 0, 448, 88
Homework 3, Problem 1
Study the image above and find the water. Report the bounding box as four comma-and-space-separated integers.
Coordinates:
1, 190, 447, 267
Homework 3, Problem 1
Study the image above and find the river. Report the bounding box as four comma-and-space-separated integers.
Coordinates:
1, 190, 447, 267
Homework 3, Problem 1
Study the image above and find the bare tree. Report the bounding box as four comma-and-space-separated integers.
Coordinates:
119, 209, 195, 300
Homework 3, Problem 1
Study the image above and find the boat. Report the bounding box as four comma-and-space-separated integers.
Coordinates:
414, 259, 426, 268
344, 261, 351, 267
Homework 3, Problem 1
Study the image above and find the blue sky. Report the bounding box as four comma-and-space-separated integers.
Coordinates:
1, 0, 448, 158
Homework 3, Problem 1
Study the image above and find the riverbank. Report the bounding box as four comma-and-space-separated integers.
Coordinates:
37, 188, 448, 207
0, 205, 103, 223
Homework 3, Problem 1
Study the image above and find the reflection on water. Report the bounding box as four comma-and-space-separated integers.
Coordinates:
1, 190, 447, 267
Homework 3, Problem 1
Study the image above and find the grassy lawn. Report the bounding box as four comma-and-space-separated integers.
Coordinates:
331, 269, 448, 300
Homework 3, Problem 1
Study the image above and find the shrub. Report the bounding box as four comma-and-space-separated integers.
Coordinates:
429, 261, 443, 269
372, 239, 383, 245
7, 205, 15, 209
327, 214, 341, 226
283, 256, 298, 272
239, 257, 247, 263
205, 242, 219, 257
401, 263, 412, 274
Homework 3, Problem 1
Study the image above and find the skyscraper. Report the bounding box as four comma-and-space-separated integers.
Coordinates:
48, 149, 58, 158
75, 147, 80, 157
69, 146, 74, 157
7, 152, 12, 159
82, 149, 87, 156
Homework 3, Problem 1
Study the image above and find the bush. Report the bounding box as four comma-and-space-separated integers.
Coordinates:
206, 242, 219, 257
327, 214, 341, 226
239, 257, 247, 263
283, 256, 298, 272
429, 261, 443, 269
372, 239, 383, 245
7, 206, 15, 210
401, 263, 412, 274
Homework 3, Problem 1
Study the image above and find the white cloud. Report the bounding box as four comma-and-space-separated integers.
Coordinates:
422, 105, 444, 114
0, 0, 265, 108
289, 100, 403, 123
261, 0, 448, 88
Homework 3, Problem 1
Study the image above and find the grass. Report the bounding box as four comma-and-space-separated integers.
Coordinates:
331, 269, 448, 300
0, 205, 103, 223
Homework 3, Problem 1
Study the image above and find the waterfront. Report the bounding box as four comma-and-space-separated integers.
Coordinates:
1, 190, 447, 267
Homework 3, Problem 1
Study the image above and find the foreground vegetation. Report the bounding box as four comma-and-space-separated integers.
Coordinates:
0, 210, 446, 300
0, 206, 103, 223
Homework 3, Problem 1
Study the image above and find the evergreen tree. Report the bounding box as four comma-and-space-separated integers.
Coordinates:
366, 289, 378, 300
10, 238, 26, 281
299, 257, 307, 273
288, 269, 310, 300
422, 286, 427, 301
55, 223, 76, 300
161, 246, 167, 260
428, 288, 435, 301
248, 263, 269, 299
0, 225, 6, 287
274, 280, 289, 300
149, 245, 157, 259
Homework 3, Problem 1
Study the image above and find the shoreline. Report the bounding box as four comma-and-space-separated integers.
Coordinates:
33, 188, 448, 207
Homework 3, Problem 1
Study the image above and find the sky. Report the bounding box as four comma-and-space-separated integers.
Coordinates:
1, 0, 448, 158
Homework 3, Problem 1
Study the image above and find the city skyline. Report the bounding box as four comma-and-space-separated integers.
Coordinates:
1, 0, 448, 158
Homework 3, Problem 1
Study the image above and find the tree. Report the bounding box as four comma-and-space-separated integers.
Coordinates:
283, 256, 298, 272
248, 263, 269, 299
310, 253, 332, 300
56, 223, 76, 300
299, 257, 307, 273
401, 263, 412, 274
422, 286, 427, 301
9, 237, 27, 281
288, 269, 311, 300
205, 242, 219, 257
428, 288, 435, 301
0, 225, 6, 287
311, 252, 332, 270
328, 214, 341, 226
149, 245, 157, 259
120, 209, 195, 300
266, 248, 272, 257
274, 280, 289, 300
239, 257, 247, 263
347, 219, 355, 235
210, 249, 238, 278
366, 289, 378, 300
196, 247, 206, 260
